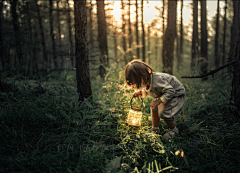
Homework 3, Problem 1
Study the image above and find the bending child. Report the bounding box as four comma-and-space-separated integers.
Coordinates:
124, 60, 185, 140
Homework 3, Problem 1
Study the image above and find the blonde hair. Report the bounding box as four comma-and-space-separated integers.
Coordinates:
124, 59, 154, 88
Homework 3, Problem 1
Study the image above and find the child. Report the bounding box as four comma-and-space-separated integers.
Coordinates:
124, 60, 185, 140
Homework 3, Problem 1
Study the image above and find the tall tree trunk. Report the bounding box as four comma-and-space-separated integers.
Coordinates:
57, 0, 63, 70
231, 1, 240, 111
214, 0, 220, 69
121, 0, 127, 64
180, 0, 183, 69
162, 0, 165, 34
222, 0, 227, 66
128, 0, 132, 61
176, 0, 179, 72
36, 2, 48, 70
200, 0, 208, 81
66, 0, 74, 68
11, 0, 23, 71
113, 23, 118, 60
49, 0, 57, 69
141, 0, 146, 62
191, 0, 198, 71
135, 0, 140, 59
155, 32, 158, 70
147, 25, 150, 64
97, 0, 108, 77
74, 0, 92, 102
228, 0, 238, 72
162, 0, 177, 75
89, 0, 94, 48
0, 1, 4, 67
33, 20, 39, 74
26, 1, 33, 75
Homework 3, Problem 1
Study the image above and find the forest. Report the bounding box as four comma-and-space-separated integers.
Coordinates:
0, 0, 240, 172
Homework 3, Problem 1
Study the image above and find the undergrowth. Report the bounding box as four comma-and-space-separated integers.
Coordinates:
0, 68, 239, 173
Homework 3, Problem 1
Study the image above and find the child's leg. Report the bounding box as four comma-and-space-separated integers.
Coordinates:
164, 120, 175, 129
152, 110, 160, 127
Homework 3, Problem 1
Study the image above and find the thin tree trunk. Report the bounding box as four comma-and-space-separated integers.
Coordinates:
113, 20, 118, 60
191, 0, 198, 71
180, 0, 183, 69
214, 0, 220, 69
222, 0, 227, 66
121, 0, 127, 64
66, 0, 74, 68
231, 1, 240, 111
11, 0, 23, 71
162, 0, 165, 34
162, 0, 177, 75
33, 20, 39, 74
36, 3, 48, 70
148, 25, 150, 64
229, 0, 238, 72
74, 0, 92, 102
200, 0, 208, 81
176, 0, 179, 72
128, 0, 132, 61
141, 0, 146, 62
49, 0, 57, 69
155, 32, 158, 70
89, 0, 94, 48
0, 1, 4, 67
26, 1, 33, 75
135, 0, 139, 59
57, 0, 63, 71
97, 0, 108, 77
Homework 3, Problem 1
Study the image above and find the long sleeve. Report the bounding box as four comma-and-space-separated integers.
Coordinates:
152, 76, 175, 104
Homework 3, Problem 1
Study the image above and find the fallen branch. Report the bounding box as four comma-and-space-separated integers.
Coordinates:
181, 60, 237, 79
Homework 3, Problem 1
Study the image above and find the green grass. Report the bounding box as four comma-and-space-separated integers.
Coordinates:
0, 67, 239, 173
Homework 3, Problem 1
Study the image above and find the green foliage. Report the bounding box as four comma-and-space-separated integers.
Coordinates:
0, 69, 239, 172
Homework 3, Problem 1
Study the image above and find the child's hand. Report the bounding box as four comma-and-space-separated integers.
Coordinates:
150, 99, 162, 109
133, 90, 142, 97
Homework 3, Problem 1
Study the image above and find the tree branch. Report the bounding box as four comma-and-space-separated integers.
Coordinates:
181, 60, 237, 78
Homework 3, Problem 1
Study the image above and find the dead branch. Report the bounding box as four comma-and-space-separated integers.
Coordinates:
181, 60, 237, 79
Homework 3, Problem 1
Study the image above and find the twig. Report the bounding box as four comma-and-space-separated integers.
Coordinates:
181, 60, 237, 79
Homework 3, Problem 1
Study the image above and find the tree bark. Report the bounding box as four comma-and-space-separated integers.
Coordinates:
89, 0, 94, 48
222, 0, 227, 66
148, 25, 150, 65
57, 0, 63, 70
162, 0, 177, 75
0, 1, 4, 67
180, 0, 183, 69
231, 1, 240, 111
36, 2, 48, 70
11, 0, 23, 70
229, 0, 238, 69
26, 1, 33, 75
49, 0, 57, 69
162, 0, 165, 34
97, 0, 108, 77
135, 0, 140, 59
200, 0, 208, 81
121, 0, 127, 64
66, 0, 74, 68
191, 0, 198, 71
128, 0, 132, 61
214, 0, 220, 69
141, 0, 146, 62
74, 0, 92, 102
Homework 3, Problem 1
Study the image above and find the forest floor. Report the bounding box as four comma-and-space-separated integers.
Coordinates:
0, 69, 240, 173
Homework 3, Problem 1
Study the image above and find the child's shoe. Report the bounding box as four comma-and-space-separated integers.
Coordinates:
147, 127, 160, 134
162, 126, 179, 140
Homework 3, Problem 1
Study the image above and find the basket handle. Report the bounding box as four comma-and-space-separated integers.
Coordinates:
130, 97, 143, 108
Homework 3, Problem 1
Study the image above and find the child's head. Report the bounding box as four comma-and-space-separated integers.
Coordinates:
124, 59, 154, 89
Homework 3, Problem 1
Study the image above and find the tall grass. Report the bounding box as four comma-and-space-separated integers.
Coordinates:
0, 66, 239, 172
